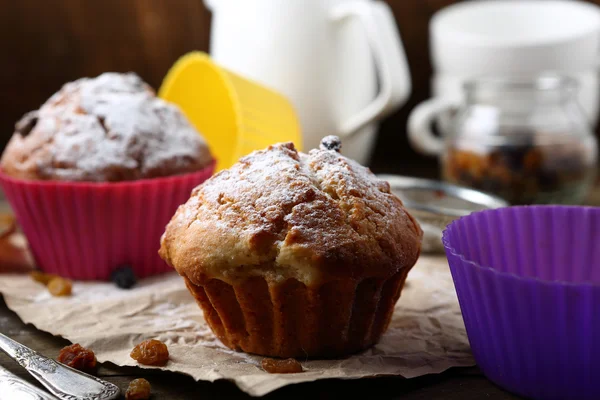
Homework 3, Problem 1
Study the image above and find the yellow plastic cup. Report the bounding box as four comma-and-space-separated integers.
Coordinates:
159, 52, 302, 171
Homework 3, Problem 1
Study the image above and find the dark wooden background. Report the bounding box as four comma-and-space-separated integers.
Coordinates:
1, 0, 599, 176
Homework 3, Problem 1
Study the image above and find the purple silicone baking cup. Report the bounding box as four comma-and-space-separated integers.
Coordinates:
443, 206, 600, 400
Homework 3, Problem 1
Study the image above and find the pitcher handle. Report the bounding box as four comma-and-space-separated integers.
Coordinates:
407, 97, 458, 156
331, 1, 411, 137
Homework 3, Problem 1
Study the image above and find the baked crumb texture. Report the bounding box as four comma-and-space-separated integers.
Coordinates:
160, 140, 422, 358
1, 73, 212, 181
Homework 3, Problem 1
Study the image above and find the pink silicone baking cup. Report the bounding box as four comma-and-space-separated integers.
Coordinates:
0, 162, 214, 280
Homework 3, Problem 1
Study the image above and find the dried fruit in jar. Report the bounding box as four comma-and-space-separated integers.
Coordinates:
443, 144, 592, 205
130, 339, 169, 366
57, 343, 97, 374
47, 277, 72, 296
30, 270, 58, 285
110, 265, 137, 289
261, 358, 303, 374
125, 378, 151, 400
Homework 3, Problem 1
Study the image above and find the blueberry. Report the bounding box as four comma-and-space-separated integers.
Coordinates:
110, 265, 137, 289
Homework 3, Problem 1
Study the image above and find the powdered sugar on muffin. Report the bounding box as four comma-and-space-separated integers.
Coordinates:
160, 138, 422, 285
1, 73, 212, 181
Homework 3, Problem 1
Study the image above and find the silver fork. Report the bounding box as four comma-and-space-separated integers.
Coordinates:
0, 333, 120, 400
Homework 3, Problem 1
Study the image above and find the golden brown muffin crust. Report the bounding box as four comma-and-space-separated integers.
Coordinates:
1, 72, 212, 182
160, 138, 422, 285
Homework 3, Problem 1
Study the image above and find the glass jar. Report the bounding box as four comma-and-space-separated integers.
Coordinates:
410, 75, 597, 205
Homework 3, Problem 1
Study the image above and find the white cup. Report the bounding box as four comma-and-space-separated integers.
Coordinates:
409, 0, 600, 156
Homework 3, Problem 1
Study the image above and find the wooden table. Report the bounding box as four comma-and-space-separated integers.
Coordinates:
2, 183, 599, 399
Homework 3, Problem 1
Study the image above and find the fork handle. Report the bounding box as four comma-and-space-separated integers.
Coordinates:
0, 364, 59, 399
0, 333, 120, 400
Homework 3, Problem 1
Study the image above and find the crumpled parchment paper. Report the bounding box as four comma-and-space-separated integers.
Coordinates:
0, 255, 474, 396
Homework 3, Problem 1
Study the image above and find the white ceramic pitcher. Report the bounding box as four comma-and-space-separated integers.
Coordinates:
205, 0, 411, 164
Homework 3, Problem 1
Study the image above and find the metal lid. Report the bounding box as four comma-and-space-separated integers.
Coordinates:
378, 174, 508, 219
378, 175, 509, 218
378, 175, 509, 254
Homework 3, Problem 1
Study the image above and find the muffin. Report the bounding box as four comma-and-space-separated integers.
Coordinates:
1, 72, 212, 181
160, 136, 422, 358
0, 72, 215, 280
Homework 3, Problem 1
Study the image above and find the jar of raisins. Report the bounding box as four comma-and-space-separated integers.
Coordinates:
408, 74, 598, 205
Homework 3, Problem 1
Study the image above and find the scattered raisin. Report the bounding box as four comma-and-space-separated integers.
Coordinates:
57, 344, 97, 374
130, 339, 169, 366
30, 271, 58, 285
261, 358, 303, 374
110, 265, 137, 289
47, 277, 72, 296
125, 378, 151, 400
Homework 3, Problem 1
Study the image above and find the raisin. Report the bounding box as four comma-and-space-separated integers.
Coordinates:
57, 344, 97, 374
130, 339, 169, 366
30, 271, 58, 285
500, 146, 530, 171
523, 149, 543, 172
15, 111, 38, 137
47, 277, 72, 296
479, 178, 503, 194
319, 135, 342, 152
261, 358, 303, 374
125, 378, 151, 400
538, 171, 559, 190
111, 265, 137, 289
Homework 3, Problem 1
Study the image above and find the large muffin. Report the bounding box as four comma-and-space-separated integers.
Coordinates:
1, 72, 212, 181
160, 136, 422, 358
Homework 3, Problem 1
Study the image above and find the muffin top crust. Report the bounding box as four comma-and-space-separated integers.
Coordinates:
1, 72, 212, 181
160, 137, 422, 285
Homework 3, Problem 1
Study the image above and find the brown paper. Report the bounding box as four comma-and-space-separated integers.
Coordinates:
0, 255, 474, 396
